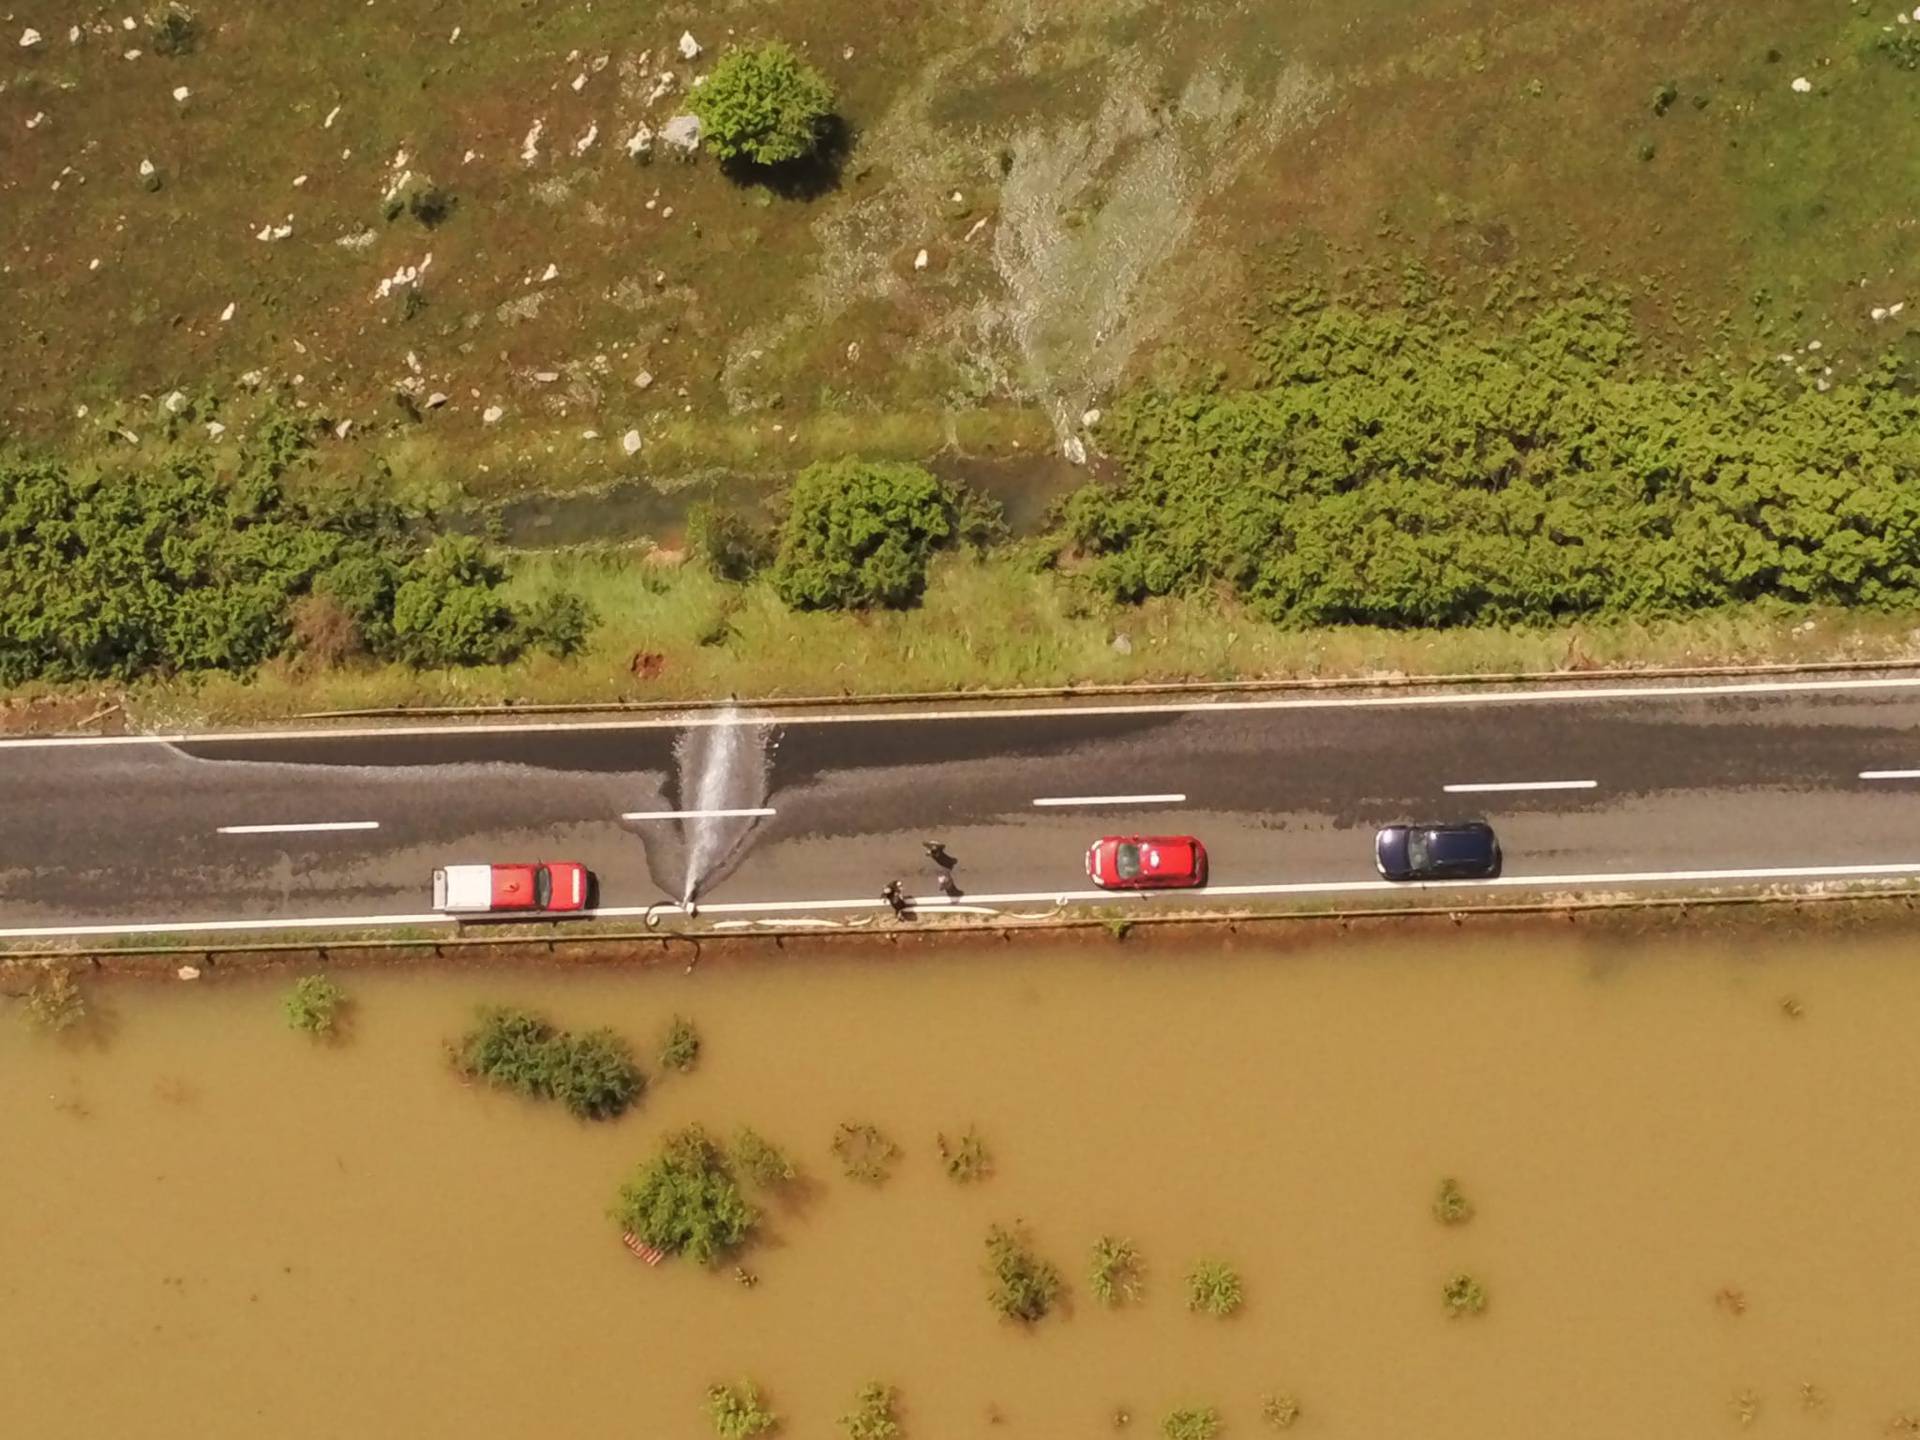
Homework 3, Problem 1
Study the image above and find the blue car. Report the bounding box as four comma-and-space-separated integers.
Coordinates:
1374, 822, 1502, 882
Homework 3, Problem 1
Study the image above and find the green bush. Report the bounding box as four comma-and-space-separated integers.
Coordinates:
839, 1381, 901, 1440
392, 535, 519, 667
22, 965, 86, 1033
1433, 1176, 1473, 1224
1443, 1271, 1488, 1316
284, 975, 345, 1037
660, 1015, 702, 1072
772, 460, 961, 610
731, 1126, 798, 1188
986, 1223, 1063, 1323
450, 1007, 641, 1120
690, 41, 837, 167
1186, 1259, 1243, 1317
519, 586, 598, 659
616, 1125, 758, 1266
707, 1379, 779, 1438
1089, 1235, 1144, 1305
687, 501, 774, 582
1062, 281, 1920, 628
1162, 1408, 1221, 1440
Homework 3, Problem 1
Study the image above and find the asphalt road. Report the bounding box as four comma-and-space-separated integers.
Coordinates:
7, 674, 1920, 936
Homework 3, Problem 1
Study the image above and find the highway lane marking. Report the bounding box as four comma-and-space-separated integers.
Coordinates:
1859, 770, 1920, 781
215, 821, 382, 835
1442, 779, 1598, 794
1031, 793, 1187, 807
620, 807, 776, 820
10, 860, 1920, 939
10, 674, 1920, 749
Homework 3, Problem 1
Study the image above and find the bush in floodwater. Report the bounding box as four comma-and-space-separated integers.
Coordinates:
660, 1014, 702, 1072
986, 1223, 1063, 1323
1443, 1271, 1488, 1316
937, 1126, 991, 1183
732, 1126, 798, 1188
1089, 1235, 1144, 1305
22, 965, 87, 1033
1433, 1176, 1473, 1224
1162, 1407, 1221, 1440
832, 1121, 901, 1184
1262, 1393, 1302, 1429
839, 1381, 901, 1440
451, 1006, 642, 1120
1186, 1259, 1243, 1317
284, 975, 345, 1038
616, 1125, 758, 1266
707, 1378, 779, 1438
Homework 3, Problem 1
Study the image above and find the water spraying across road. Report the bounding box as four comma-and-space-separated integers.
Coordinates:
673, 706, 775, 909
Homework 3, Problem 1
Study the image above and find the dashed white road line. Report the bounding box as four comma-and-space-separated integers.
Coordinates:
1859, 770, 1920, 781
215, 821, 381, 835
620, 807, 776, 821
5, 673, 1920, 748
1442, 779, 1598, 794
1031, 793, 1187, 808
7, 860, 1920, 940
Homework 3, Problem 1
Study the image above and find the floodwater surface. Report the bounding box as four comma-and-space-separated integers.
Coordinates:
4, 928, 1919, 1437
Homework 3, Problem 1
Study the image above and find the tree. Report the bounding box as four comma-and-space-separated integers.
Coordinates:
519, 586, 598, 659
985, 1223, 1063, 1323
450, 1007, 642, 1120
1089, 1235, 1143, 1305
687, 501, 774, 582
391, 535, 518, 666
690, 41, 836, 167
771, 460, 955, 610
659, 1015, 702, 1072
615, 1126, 758, 1265
284, 975, 346, 1037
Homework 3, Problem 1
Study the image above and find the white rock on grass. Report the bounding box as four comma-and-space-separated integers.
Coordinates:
521, 118, 545, 165
323, 104, 341, 128
913, 248, 930, 270
574, 121, 598, 154
571, 72, 587, 92
20, 27, 43, 48
634, 369, 654, 390
1081, 407, 1102, 427
1873, 307, 1889, 321
172, 85, 189, 102
622, 429, 642, 455
1791, 76, 1812, 93
206, 421, 226, 438
661, 113, 701, 153
163, 390, 187, 413
482, 405, 504, 424
625, 123, 654, 159
678, 30, 701, 59
540, 262, 559, 282
220, 301, 235, 321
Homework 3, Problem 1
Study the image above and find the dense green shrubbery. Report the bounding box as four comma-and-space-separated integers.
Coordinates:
771, 459, 971, 610
284, 975, 346, 1038
985, 1223, 1063, 1323
1063, 285, 1920, 627
0, 427, 591, 685
690, 41, 836, 167
615, 1125, 759, 1265
451, 1007, 642, 1120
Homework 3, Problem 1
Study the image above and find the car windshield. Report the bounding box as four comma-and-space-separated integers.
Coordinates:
534, 865, 553, 908
1406, 831, 1434, 871
1114, 844, 1144, 880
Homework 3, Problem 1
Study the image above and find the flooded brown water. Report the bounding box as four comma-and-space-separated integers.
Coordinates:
5, 929, 1920, 1437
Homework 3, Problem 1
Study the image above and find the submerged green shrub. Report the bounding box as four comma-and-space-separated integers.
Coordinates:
731, 1126, 798, 1188
1186, 1259, 1243, 1317
451, 1007, 641, 1119
1443, 1271, 1488, 1316
617, 1125, 758, 1265
284, 975, 345, 1037
1089, 1235, 1144, 1305
1433, 1176, 1473, 1224
1162, 1407, 1221, 1440
986, 1223, 1063, 1323
839, 1381, 901, 1440
707, 1378, 779, 1438
22, 965, 86, 1033
659, 1014, 702, 1072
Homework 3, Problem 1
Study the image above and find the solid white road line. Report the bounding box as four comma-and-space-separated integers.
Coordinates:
1031, 793, 1187, 807
1442, 780, 1598, 794
215, 821, 381, 835
620, 807, 776, 821
7, 674, 1920, 748
1859, 770, 1920, 781
8, 860, 1920, 940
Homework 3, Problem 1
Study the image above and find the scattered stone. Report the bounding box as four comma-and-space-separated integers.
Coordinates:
1081, 407, 1102, 427
1790, 76, 1812, 93
843, 45, 854, 60
534, 370, 560, 383
238, 369, 264, 388
176, 965, 201, 981
139, 157, 161, 190
1872, 307, 1889, 321
293, 173, 307, 187
20, 26, 43, 48
571, 72, 587, 92
678, 30, 701, 59
661, 112, 701, 154
122, 16, 136, 30
163, 390, 187, 414
171, 85, 189, 102
219, 301, 235, 322
482, 404, 504, 424
581, 429, 599, 440
334, 418, 353, 440
625, 123, 654, 159
1893, 302, 1907, 317
622, 429, 642, 455
913, 248, 930, 270
1110, 633, 1133, 655
1063, 435, 1087, 465
1806, 339, 1822, 351
425, 391, 448, 409
964, 216, 989, 242
646, 72, 676, 106
573, 121, 598, 154
123, 47, 141, 59
634, 369, 654, 390
323, 104, 341, 129
335, 227, 377, 250
661, 205, 674, 218
88, 257, 100, 271
205, 420, 225, 438
521, 117, 545, 165
845, 341, 861, 362
449, 25, 460, 42
26, 111, 46, 130
540, 262, 559, 282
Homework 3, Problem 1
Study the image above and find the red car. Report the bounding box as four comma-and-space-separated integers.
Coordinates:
432, 861, 592, 914
1085, 835, 1209, 891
